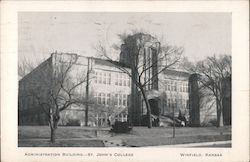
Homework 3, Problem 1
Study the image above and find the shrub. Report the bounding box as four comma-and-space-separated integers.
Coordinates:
208, 118, 217, 126
111, 121, 132, 133
66, 118, 81, 126
141, 115, 159, 127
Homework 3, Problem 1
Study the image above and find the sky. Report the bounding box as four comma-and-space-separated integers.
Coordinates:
18, 12, 231, 65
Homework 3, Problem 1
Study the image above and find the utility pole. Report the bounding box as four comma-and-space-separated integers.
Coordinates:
85, 57, 90, 126
173, 104, 175, 138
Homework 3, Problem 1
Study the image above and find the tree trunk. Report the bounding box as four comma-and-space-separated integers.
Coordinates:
216, 98, 224, 127
140, 87, 152, 128
49, 111, 60, 143
173, 105, 175, 138
216, 98, 220, 127
50, 127, 56, 143
218, 108, 224, 127
218, 100, 224, 127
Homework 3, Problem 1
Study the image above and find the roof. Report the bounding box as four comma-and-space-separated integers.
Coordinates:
19, 56, 52, 82
163, 68, 190, 77
47, 52, 130, 68
92, 57, 130, 69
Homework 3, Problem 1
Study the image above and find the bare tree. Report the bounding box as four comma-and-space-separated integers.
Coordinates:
190, 55, 231, 127
24, 54, 87, 143
95, 32, 183, 128
18, 57, 35, 79
89, 91, 128, 126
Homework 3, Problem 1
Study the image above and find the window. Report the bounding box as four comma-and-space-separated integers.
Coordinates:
182, 99, 185, 107
178, 99, 182, 106
114, 94, 118, 106
181, 82, 188, 92
122, 94, 127, 106
122, 75, 126, 86
127, 77, 131, 87
98, 93, 102, 104
95, 93, 112, 106
94, 93, 97, 102
168, 99, 171, 108
95, 72, 98, 83
171, 81, 174, 91
98, 72, 102, 84
170, 98, 173, 108
101, 93, 105, 105
103, 73, 106, 84
174, 82, 177, 91
113, 93, 128, 107
127, 95, 130, 106
115, 73, 119, 85
119, 94, 122, 106
164, 84, 167, 91
95, 71, 112, 85
114, 73, 130, 87
119, 74, 122, 86
167, 81, 171, 91
106, 93, 111, 105
108, 73, 111, 85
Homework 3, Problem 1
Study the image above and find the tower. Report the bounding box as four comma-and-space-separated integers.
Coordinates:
120, 33, 160, 125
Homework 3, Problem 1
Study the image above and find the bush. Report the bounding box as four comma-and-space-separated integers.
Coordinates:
111, 121, 132, 133
65, 118, 81, 126
141, 115, 159, 127
208, 119, 217, 126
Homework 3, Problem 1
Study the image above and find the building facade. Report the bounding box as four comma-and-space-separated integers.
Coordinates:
18, 51, 192, 127
18, 53, 131, 126
18, 34, 231, 127
158, 69, 190, 118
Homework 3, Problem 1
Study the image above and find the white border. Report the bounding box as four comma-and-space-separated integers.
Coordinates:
1, 1, 249, 162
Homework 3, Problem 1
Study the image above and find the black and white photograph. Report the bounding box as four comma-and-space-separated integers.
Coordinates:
18, 12, 232, 147
1, 1, 249, 162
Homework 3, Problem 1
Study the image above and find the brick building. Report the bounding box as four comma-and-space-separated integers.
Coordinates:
18, 52, 192, 127
18, 34, 231, 127
18, 53, 131, 126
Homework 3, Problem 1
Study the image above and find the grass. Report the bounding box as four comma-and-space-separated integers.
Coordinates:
105, 126, 231, 140
123, 134, 231, 147
18, 125, 231, 147
19, 139, 104, 147
18, 126, 102, 139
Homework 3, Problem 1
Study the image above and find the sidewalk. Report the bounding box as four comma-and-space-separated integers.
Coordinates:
145, 140, 231, 147
102, 134, 231, 147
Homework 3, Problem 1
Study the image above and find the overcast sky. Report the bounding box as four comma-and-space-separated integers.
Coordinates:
18, 12, 231, 64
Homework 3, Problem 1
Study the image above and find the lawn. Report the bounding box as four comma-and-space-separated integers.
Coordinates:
19, 139, 105, 147
123, 134, 231, 147
18, 126, 100, 139
18, 125, 231, 147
